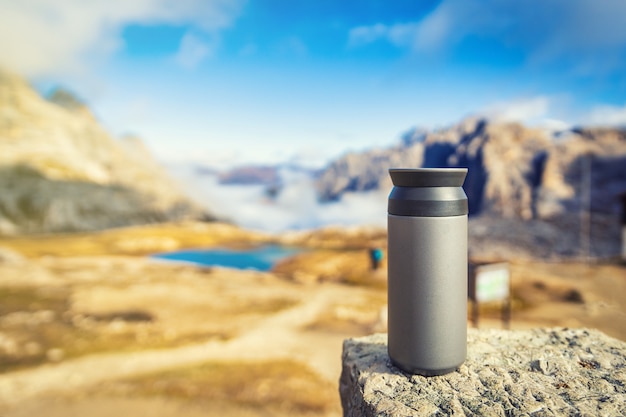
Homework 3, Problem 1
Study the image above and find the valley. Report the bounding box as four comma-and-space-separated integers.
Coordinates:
0, 222, 624, 416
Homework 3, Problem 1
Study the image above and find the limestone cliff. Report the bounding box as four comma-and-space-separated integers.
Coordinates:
316, 118, 626, 259
0, 70, 211, 235
317, 118, 626, 222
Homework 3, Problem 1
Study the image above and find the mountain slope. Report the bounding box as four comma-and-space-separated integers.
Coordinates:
317, 117, 626, 219
316, 117, 626, 259
0, 70, 210, 235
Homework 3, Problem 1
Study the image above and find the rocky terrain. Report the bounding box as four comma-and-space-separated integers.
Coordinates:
0, 70, 210, 235
316, 118, 626, 259
340, 329, 626, 416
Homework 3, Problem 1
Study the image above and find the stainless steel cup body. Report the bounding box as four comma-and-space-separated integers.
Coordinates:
387, 168, 468, 376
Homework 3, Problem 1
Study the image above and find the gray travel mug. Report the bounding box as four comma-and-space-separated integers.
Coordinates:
387, 168, 468, 376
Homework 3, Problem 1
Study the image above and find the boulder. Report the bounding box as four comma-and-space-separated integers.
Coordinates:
340, 328, 626, 416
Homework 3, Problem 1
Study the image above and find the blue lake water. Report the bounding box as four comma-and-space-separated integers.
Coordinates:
151, 245, 301, 271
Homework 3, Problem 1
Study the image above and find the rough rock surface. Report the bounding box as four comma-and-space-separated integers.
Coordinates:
340, 328, 626, 416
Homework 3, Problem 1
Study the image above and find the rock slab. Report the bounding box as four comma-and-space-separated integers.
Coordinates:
340, 328, 626, 416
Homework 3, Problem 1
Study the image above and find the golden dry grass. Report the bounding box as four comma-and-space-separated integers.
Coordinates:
305, 291, 387, 335
0, 267, 300, 373
273, 249, 388, 288
110, 359, 340, 415
0, 285, 224, 372
0, 221, 271, 257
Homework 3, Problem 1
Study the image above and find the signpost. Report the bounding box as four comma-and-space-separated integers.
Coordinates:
618, 191, 626, 264
468, 262, 511, 329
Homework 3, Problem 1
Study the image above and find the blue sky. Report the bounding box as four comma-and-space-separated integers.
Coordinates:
1, 0, 626, 167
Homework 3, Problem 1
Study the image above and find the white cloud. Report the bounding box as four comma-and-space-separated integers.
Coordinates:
348, 23, 388, 47
585, 104, 626, 127
348, 0, 626, 72
386, 23, 420, 48
541, 119, 571, 131
482, 97, 551, 123
348, 22, 419, 49
412, 4, 454, 51
175, 32, 214, 69
471, 94, 626, 132
479, 96, 571, 130
422, 0, 626, 53
172, 167, 387, 232
0, 0, 243, 78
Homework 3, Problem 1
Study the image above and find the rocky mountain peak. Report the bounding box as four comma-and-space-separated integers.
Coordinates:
0, 69, 210, 235
316, 117, 626, 257
46, 87, 93, 119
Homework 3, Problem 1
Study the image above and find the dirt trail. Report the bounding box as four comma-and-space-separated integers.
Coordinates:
0, 283, 351, 409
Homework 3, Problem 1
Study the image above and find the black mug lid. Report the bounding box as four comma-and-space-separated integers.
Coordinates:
389, 168, 467, 187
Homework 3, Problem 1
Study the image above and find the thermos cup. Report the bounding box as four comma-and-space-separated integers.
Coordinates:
387, 168, 468, 376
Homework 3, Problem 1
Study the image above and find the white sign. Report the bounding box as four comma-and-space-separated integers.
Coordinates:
475, 263, 510, 303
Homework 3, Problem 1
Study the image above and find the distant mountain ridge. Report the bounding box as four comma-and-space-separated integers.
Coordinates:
0, 69, 211, 235
317, 117, 626, 219
316, 117, 626, 259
